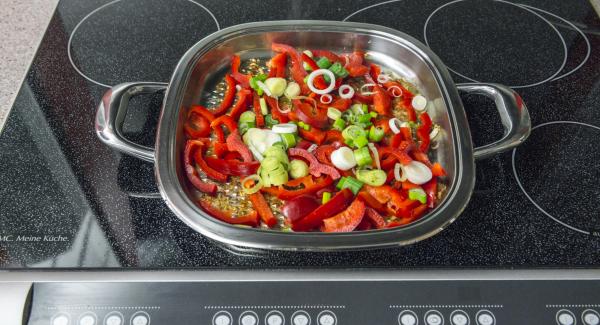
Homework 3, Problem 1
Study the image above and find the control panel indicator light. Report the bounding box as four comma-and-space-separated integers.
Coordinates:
582, 309, 600, 325
52, 313, 71, 325
316, 310, 337, 325
213, 311, 233, 325
239, 311, 260, 325
78, 312, 97, 325
398, 310, 418, 325
556, 309, 576, 325
425, 310, 444, 325
475, 310, 495, 325
450, 310, 470, 325
104, 312, 124, 325
265, 310, 285, 325
291, 310, 311, 325
130, 311, 150, 325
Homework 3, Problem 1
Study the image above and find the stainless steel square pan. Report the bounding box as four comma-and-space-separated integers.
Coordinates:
96, 21, 530, 251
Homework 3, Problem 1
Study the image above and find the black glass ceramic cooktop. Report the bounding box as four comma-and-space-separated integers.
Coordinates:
0, 0, 599, 269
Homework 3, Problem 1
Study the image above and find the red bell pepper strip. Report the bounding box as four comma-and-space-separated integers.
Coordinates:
210, 115, 238, 143
265, 96, 289, 123
299, 127, 326, 145
292, 188, 354, 231
416, 112, 432, 152
401, 180, 420, 190
211, 75, 237, 116
253, 93, 265, 127
311, 49, 342, 63
199, 200, 258, 226
317, 98, 352, 112
356, 218, 373, 231
369, 63, 381, 82
261, 175, 333, 200
204, 157, 259, 176
343, 52, 370, 77
314, 144, 337, 167
187, 105, 215, 122
249, 192, 278, 228
184, 140, 217, 195
213, 142, 229, 158
289, 148, 341, 179
389, 132, 405, 148
301, 53, 329, 90
231, 55, 250, 89
322, 198, 366, 232
272, 43, 309, 94
268, 52, 287, 78
357, 190, 387, 213
365, 207, 386, 229
353, 92, 373, 104
184, 113, 211, 138
363, 185, 410, 217
422, 178, 437, 208
324, 130, 344, 144
292, 99, 329, 129
229, 89, 252, 121
396, 99, 417, 122
431, 162, 446, 177
387, 204, 429, 227
378, 142, 413, 167
193, 150, 228, 182
226, 129, 253, 162
224, 151, 242, 160
372, 85, 392, 116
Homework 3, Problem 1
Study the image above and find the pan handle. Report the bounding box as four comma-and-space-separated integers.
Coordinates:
457, 83, 531, 160
95, 82, 168, 163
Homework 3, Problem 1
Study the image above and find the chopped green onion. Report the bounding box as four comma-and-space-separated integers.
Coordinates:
342, 125, 366, 140
321, 192, 332, 204
353, 135, 368, 148
336, 176, 363, 195
289, 159, 309, 179
356, 169, 387, 186
316, 57, 332, 69
238, 121, 255, 135
239, 111, 256, 123
280, 133, 297, 149
264, 78, 287, 97
298, 121, 311, 131
241, 175, 263, 194
249, 74, 268, 95
264, 145, 289, 169
370, 111, 378, 118
303, 76, 309, 84
354, 146, 373, 167
351, 103, 365, 115
357, 113, 372, 124
327, 107, 342, 120
408, 187, 427, 204
332, 118, 346, 131
265, 114, 279, 128
329, 62, 349, 78
368, 125, 385, 142
344, 138, 354, 147
259, 97, 268, 115
284, 82, 301, 98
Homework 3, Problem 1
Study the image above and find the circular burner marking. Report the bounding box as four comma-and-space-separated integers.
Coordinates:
423, 0, 567, 89
67, 0, 220, 88
512, 121, 600, 235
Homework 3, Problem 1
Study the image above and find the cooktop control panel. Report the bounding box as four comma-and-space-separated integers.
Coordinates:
26, 280, 600, 324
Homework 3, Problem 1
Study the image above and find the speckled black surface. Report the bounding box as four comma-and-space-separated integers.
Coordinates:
1, 0, 599, 269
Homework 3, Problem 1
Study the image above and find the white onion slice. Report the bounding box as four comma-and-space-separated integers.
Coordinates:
377, 74, 390, 84
275, 98, 291, 114
272, 123, 298, 134
388, 85, 403, 97
248, 143, 264, 162
412, 95, 428, 112
330, 147, 357, 171
360, 83, 376, 95
403, 161, 433, 185
307, 143, 318, 153
368, 143, 381, 170
320, 94, 333, 104
343, 55, 349, 68
388, 118, 402, 134
429, 125, 441, 140
394, 163, 407, 182
338, 85, 355, 99
235, 84, 242, 91
256, 80, 273, 97
306, 69, 336, 95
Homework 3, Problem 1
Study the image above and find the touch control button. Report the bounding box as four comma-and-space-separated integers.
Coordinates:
583, 309, 600, 325
556, 310, 576, 325
53, 314, 70, 325
475, 310, 495, 325
104, 312, 124, 325
398, 310, 418, 325
79, 313, 97, 325
130, 312, 150, 325
291, 310, 311, 325
213, 311, 233, 325
317, 310, 337, 325
425, 310, 444, 325
266, 311, 285, 325
450, 310, 470, 325
239, 311, 259, 325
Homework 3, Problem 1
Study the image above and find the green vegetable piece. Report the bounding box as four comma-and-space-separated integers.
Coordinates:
264, 145, 289, 170
329, 62, 349, 78
356, 169, 387, 186
354, 146, 373, 167
238, 121, 256, 135
332, 118, 346, 131
322, 191, 332, 204
342, 125, 367, 141
239, 111, 256, 123
316, 57, 332, 69
408, 188, 427, 204
353, 135, 369, 148
280, 133, 297, 149
337, 176, 363, 195
265, 114, 279, 128
289, 159, 309, 179
327, 107, 342, 120
368, 126, 385, 142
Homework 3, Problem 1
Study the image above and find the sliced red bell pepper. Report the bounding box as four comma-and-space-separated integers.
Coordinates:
322, 198, 366, 232
224, 151, 242, 160
363, 185, 409, 217
301, 53, 329, 90
299, 127, 326, 145
387, 204, 429, 227
253, 93, 265, 127
194, 150, 228, 182
372, 85, 392, 116
292, 188, 354, 231
213, 142, 229, 158
229, 89, 252, 121
265, 96, 289, 123
343, 52, 369, 77
314, 144, 337, 167
383, 81, 413, 100
249, 192, 278, 227
378, 143, 413, 168
369, 63, 381, 82
211, 75, 237, 116
365, 207, 386, 229
357, 190, 387, 213
210, 115, 238, 142
272, 43, 309, 94
268, 52, 287, 78
184, 140, 217, 195
184, 113, 211, 138
261, 175, 333, 200
226, 129, 253, 162
416, 112, 432, 152
292, 99, 328, 129
230, 55, 250, 89
389, 133, 404, 148
356, 218, 373, 231
401, 180, 420, 190
324, 130, 344, 144
289, 148, 341, 179
396, 99, 417, 122
204, 157, 259, 176
353, 92, 373, 104
374, 118, 391, 135
422, 178, 437, 208
317, 97, 352, 112
311, 49, 342, 63
187, 105, 215, 122
431, 162, 446, 177
199, 200, 258, 226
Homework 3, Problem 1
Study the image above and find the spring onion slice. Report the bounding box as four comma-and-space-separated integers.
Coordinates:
429, 125, 441, 140
338, 85, 355, 99
412, 95, 428, 112
331, 146, 356, 171
276, 98, 291, 114
307, 143, 318, 153
284, 82, 301, 99
320, 94, 333, 104
388, 118, 402, 134
408, 187, 427, 204
306, 69, 336, 95
241, 175, 263, 194
403, 161, 433, 185
360, 83, 376, 95
272, 123, 298, 134
327, 107, 342, 120
377, 73, 390, 84
388, 85, 403, 97
356, 169, 387, 186
394, 163, 407, 182
259, 97, 268, 115
256, 80, 273, 97
367, 143, 381, 169
248, 143, 264, 162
